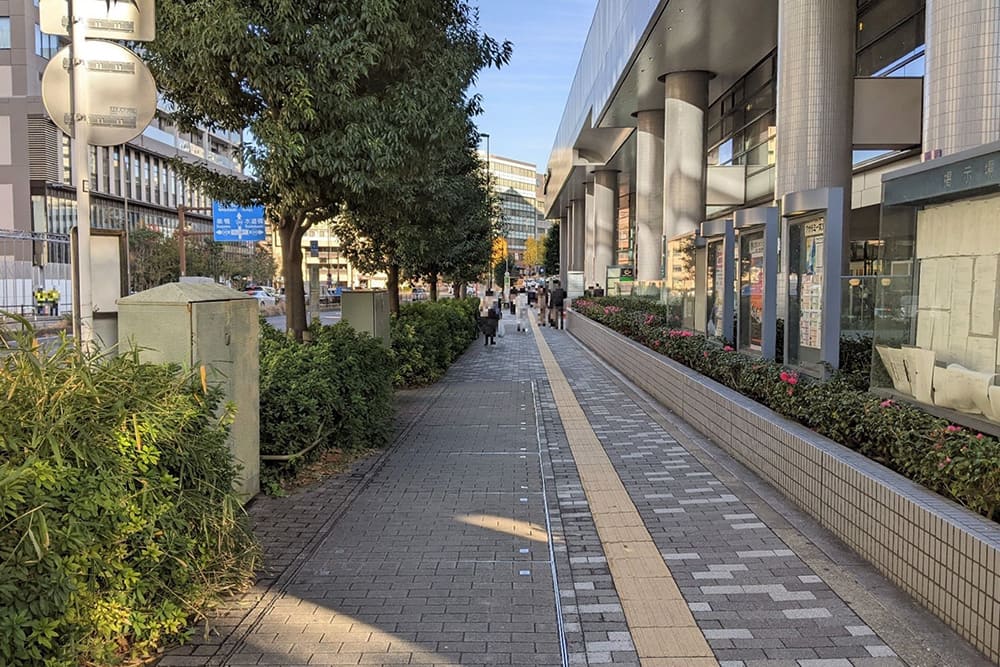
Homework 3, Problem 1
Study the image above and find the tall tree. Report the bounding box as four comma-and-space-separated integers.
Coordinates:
144, 0, 509, 337
543, 223, 560, 278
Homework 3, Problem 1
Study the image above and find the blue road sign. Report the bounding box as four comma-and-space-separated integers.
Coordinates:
309, 240, 319, 257
213, 202, 266, 242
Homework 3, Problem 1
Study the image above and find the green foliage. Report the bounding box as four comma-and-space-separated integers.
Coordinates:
145, 0, 511, 336
543, 223, 560, 277
258, 321, 395, 464
574, 297, 1000, 522
391, 298, 480, 387
0, 327, 257, 666
129, 227, 179, 293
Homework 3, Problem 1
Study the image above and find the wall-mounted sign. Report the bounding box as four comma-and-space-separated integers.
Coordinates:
40, 0, 156, 42
41, 40, 157, 146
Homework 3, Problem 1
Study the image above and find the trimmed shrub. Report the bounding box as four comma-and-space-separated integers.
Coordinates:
573, 297, 1000, 522
391, 298, 479, 387
0, 327, 257, 666
259, 321, 394, 460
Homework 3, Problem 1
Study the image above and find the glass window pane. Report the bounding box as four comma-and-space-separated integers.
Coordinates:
0, 18, 11, 49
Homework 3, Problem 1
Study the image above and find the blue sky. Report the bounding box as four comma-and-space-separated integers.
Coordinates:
469, 0, 598, 173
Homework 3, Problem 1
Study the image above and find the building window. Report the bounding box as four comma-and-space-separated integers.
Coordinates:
61, 133, 71, 183
0, 18, 11, 49
34, 25, 59, 59
856, 0, 926, 77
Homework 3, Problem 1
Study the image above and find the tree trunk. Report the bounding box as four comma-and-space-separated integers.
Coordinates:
278, 219, 307, 340
453, 282, 462, 300
429, 271, 438, 301
387, 263, 401, 315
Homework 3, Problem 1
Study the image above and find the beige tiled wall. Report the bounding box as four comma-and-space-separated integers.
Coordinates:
568, 311, 1000, 662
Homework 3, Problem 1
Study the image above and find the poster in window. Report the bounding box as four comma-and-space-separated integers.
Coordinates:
748, 237, 765, 347
799, 219, 824, 349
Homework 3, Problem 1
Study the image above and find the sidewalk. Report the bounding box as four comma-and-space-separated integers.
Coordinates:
161, 310, 992, 667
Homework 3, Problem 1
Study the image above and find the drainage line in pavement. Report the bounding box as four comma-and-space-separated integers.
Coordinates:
532, 378, 571, 667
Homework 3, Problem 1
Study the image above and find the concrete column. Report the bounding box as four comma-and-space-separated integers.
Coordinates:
775, 0, 855, 274
635, 109, 665, 283
559, 212, 569, 287
662, 71, 710, 241
584, 181, 596, 286
775, 0, 854, 201
924, 0, 1000, 155
571, 197, 586, 272
593, 170, 618, 288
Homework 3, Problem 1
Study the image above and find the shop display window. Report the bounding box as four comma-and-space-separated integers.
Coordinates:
786, 218, 825, 370
738, 231, 765, 351
874, 193, 1000, 428
665, 235, 696, 330
706, 240, 735, 342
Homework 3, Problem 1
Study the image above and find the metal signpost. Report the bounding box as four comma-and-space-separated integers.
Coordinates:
39, 0, 157, 346
212, 203, 267, 243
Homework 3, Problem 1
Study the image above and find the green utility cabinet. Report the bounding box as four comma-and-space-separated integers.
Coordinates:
118, 282, 260, 500
342, 290, 390, 345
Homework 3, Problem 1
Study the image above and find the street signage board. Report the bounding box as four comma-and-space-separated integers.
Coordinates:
41, 40, 157, 146
40, 0, 156, 42
213, 202, 266, 242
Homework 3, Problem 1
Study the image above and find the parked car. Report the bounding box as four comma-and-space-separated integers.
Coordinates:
245, 289, 276, 308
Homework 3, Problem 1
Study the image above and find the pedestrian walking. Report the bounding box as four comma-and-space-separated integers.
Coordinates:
537, 285, 548, 326
514, 291, 527, 332
479, 297, 501, 346
549, 280, 567, 329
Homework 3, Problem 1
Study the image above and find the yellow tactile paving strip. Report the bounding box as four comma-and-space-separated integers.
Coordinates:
530, 315, 718, 667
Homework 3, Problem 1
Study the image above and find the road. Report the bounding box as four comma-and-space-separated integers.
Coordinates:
265, 308, 341, 330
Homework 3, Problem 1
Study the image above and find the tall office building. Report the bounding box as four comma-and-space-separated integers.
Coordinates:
480, 151, 542, 268
0, 2, 247, 311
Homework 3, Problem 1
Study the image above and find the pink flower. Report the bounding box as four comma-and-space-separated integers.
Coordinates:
779, 371, 799, 386
880, 399, 894, 408
938, 462, 946, 469
652, 340, 661, 348
723, 345, 734, 352
946, 424, 962, 433
703, 351, 709, 359
945, 456, 952, 463
644, 314, 655, 325
780, 371, 790, 383
787, 387, 794, 396
976, 433, 985, 440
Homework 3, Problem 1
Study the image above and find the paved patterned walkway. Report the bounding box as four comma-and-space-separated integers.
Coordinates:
161, 311, 991, 667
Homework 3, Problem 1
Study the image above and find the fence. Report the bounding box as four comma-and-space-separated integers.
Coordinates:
0, 230, 72, 321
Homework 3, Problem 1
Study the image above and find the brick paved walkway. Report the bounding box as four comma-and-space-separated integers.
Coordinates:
161, 312, 991, 667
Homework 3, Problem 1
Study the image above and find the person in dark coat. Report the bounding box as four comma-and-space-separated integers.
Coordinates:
479, 297, 501, 345
549, 280, 567, 329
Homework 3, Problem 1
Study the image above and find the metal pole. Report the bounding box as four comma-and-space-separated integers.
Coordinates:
69, 0, 94, 346
178, 205, 187, 277
483, 132, 491, 292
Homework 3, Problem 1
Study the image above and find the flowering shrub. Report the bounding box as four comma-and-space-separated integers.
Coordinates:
573, 297, 1000, 522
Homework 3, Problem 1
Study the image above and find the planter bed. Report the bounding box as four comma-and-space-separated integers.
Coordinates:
567, 309, 1000, 663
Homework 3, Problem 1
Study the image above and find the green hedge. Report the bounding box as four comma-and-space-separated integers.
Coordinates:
259, 320, 395, 460
0, 328, 257, 666
574, 297, 1000, 523
391, 298, 480, 387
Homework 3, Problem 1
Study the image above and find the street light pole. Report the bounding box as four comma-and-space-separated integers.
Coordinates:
481, 132, 492, 294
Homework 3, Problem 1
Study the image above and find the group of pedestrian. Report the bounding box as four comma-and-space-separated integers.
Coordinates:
477, 279, 567, 347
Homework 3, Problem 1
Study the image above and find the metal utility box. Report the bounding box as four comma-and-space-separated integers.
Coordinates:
117, 282, 260, 500
341, 290, 390, 345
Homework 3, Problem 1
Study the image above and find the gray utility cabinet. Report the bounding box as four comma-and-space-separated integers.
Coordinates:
342, 290, 390, 345
117, 282, 260, 500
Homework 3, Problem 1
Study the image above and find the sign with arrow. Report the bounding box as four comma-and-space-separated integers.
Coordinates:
213, 202, 266, 242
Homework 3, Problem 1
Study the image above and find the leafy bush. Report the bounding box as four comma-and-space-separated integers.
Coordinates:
0, 326, 257, 666
391, 298, 479, 387
574, 297, 1000, 522
259, 320, 394, 460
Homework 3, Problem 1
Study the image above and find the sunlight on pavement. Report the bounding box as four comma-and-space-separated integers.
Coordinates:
454, 513, 555, 543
